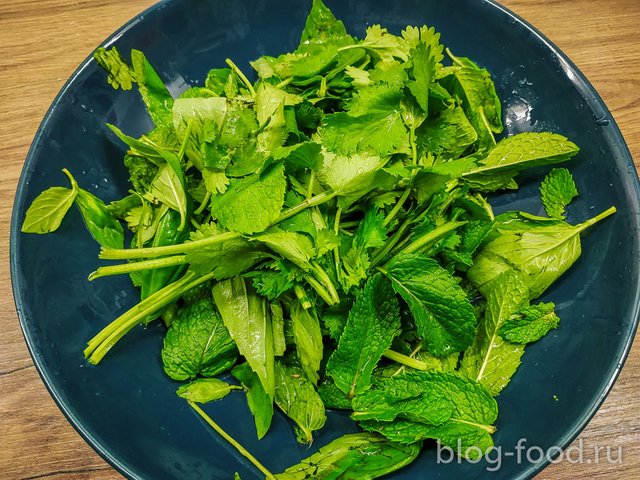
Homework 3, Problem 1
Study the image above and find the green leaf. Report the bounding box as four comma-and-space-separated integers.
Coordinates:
416, 105, 477, 158
255, 83, 302, 151
540, 168, 578, 219
326, 274, 401, 398
210, 162, 286, 234
176, 378, 241, 403
251, 229, 314, 270
460, 270, 529, 395
273, 141, 323, 172
383, 254, 477, 357
499, 302, 560, 344
274, 432, 421, 480
246, 260, 301, 300
75, 189, 124, 249
357, 372, 497, 458
318, 111, 409, 157
21, 186, 78, 234
232, 363, 274, 439
406, 42, 436, 114
467, 211, 595, 299
149, 164, 189, 231
317, 149, 388, 207
130, 50, 174, 127
93, 47, 134, 90
291, 302, 323, 384
317, 378, 353, 410
213, 278, 275, 399
161, 292, 237, 381
463, 132, 579, 180
299, 0, 350, 47
274, 360, 327, 444
185, 223, 265, 278
347, 82, 403, 117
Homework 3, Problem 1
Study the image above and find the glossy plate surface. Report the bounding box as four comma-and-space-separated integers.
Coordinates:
10, 0, 640, 478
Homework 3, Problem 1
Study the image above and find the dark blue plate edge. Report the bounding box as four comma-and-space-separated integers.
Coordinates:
9, 2, 172, 479
8, 1, 640, 479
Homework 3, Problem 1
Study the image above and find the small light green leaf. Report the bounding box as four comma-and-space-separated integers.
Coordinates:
21, 186, 78, 234
149, 164, 189, 231
540, 168, 578, 219
210, 163, 286, 235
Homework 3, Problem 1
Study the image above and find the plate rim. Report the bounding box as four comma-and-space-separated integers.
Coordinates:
9, 0, 640, 479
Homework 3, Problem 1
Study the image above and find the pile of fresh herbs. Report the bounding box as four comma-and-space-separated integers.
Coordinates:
21, 0, 616, 478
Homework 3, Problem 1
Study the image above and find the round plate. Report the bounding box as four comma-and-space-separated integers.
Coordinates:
10, 0, 640, 478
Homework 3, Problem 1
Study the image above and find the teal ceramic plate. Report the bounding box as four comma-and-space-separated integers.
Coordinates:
11, 0, 640, 478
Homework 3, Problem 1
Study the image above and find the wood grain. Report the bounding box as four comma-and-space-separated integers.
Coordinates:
0, 1, 638, 479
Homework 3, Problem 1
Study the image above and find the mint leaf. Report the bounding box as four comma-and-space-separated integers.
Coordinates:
176, 378, 241, 403
232, 363, 274, 439
460, 270, 529, 395
326, 274, 401, 398
213, 278, 276, 399
383, 254, 477, 357
21, 186, 78, 234
299, 0, 350, 47
93, 47, 134, 90
463, 132, 579, 181
357, 371, 497, 458
210, 162, 287, 234
161, 292, 237, 381
499, 302, 560, 344
274, 360, 326, 444
252, 230, 314, 270
275, 432, 421, 479
540, 167, 578, 219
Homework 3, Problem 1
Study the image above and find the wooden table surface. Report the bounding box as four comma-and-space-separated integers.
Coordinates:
1, 1, 638, 479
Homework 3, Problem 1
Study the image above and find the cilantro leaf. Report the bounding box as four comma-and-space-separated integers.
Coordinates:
540, 167, 579, 219
210, 162, 287, 234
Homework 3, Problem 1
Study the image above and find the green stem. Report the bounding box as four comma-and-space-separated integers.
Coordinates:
188, 401, 276, 480
577, 206, 617, 233
305, 275, 336, 306
333, 207, 342, 286
84, 270, 215, 364
194, 191, 211, 215
400, 221, 466, 256
88, 255, 187, 281
306, 173, 315, 200
275, 77, 293, 89
294, 284, 313, 310
178, 119, 194, 161
383, 186, 412, 227
310, 261, 340, 304
225, 58, 256, 97
99, 190, 338, 261
383, 350, 428, 371
370, 219, 412, 268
